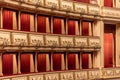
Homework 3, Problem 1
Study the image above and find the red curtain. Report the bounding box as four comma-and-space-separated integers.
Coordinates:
74, 0, 89, 3
104, 0, 113, 7
20, 53, 30, 73
67, 53, 76, 70
2, 53, 13, 75
82, 22, 89, 36
53, 53, 62, 71
104, 24, 115, 68
37, 53, 46, 72
21, 13, 30, 31
53, 18, 62, 34
3, 9, 13, 29
68, 20, 75, 35
82, 54, 89, 69
37, 16, 46, 33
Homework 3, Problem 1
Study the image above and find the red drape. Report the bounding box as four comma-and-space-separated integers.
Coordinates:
3, 9, 13, 29
21, 13, 30, 31
37, 16, 46, 33
74, 0, 89, 3
104, 0, 113, 7
37, 53, 46, 72
104, 24, 115, 68
82, 22, 89, 36
2, 54, 13, 75
67, 53, 76, 70
20, 54, 30, 73
53, 53, 62, 71
82, 54, 89, 69
68, 20, 75, 35
53, 18, 62, 34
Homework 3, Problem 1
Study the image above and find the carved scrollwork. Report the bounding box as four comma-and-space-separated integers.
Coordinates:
47, 40, 58, 48
0, 37, 9, 49
14, 38, 26, 49
31, 39, 43, 49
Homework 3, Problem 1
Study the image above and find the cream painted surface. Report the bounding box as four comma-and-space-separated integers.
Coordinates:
89, 38, 100, 47
0, 53, 3, 76
46, 54, 50, 71
61, 19, 65, 34
13, 54, 17, 74
46, 17, 50, 33
74, 37, 87, 47
75, 54, 79, 69
116, 0, 120, 8
60, 72, 74, 80
116, 24, 120, 67
12, 77, 27, 80
88, 5, 100, 15
75, 21, 79, 35
61, 54, 65, 70
75, 71, 88, 80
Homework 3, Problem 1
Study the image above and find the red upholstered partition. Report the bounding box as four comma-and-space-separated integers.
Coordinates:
2, 53, 13, 75
37, 16, 46, 33
74, 0, 89, 3
21, 13, 30, 31
82, 54, 89, 69
67, 53, 76, 70
68, 20, 75, 35
104, 24, 115, 68
53, 53, 62, 71
53, 18, 62, 34
3, 9, 13, 29
37, 53, 46, 72
20, 53, 30, 73
104, 0, 113, 7
82, 22, 89, 36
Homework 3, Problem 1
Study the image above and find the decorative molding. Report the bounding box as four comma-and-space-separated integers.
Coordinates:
89, 37, 100, 48
29, 75, 44, 80
88, 70, 100, 79
12, 77, 27, 80
45, 0, 59, 9
61, 1, 73, 12
45, 73, 59, 80
88, 5, 100, 16
75, 37, 87, 48
75, 71, 88, 80
60, 72, 74, 80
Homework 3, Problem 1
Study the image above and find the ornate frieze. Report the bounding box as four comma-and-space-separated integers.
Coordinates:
102, 69, 114, 78
60, 72, 74, 80
12, 33, 28, 46
74, 3, 87, 14
88, 5, 100, 16
45, 0, 59, 9
45, 35, 59, 47
45, 73, 59, 80
88, 37, 100, 48
75, 37, 87, 48
88, 70, 100, 79
29, 34, 44, 47
29, 75, 44, 80
61, 1, 73, 12
75, 71, 88, 80
0, 31, 10, 46
60, 36, 73, 47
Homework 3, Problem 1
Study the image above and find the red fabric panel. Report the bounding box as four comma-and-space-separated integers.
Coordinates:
82, 22, 89, 36
20, 54, 30, 73
37, 53, 46, 72
21, 13, 30, 31
68, 20, 75, 35
67, 53, 76, 70
53, 18, 62, 34
37, 16, 46, 33
104, 33, 114, 68
53, 53, 61, 71
82, 54, 89, 69
2, 54, 13, 75
104, 0, 113, 7
3, 9, 13, 29
74, 0, 89, 3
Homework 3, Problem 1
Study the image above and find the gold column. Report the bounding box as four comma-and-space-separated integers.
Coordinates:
51, 52, 53, 71
51, 16, 53, 33
18, 11, 21, 31
35, 14, 37, 32
66, 18, 68, 35
35, 52, 38, 72
0, 53, 3, 76
18, 52, 21, 74
0, 8, 3, 29
65, 52, 68, 70
79, 53, 82, 69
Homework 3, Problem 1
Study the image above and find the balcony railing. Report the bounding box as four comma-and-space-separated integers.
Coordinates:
0, 30, 101, 51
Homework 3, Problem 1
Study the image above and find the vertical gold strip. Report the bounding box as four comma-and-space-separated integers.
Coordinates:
18, 11, 21, 31
46, 17, 50, 33
35, 52, 38, 72
46, 53, 50, 71
61, 53, 65, 70
0, 53, 3, 76
61, 19, 65, 34
13, 11, 17, 30
0, 8, 3, 29
30, 14, 35, 32
18, 52, 21, 74
30, 54, 34, 72
13, 54, 17, 74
